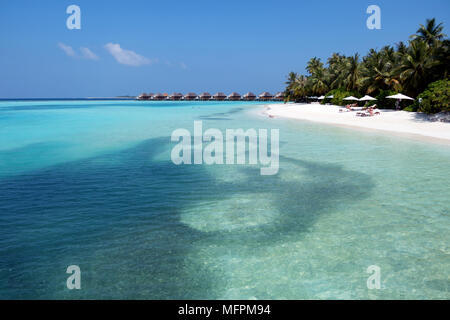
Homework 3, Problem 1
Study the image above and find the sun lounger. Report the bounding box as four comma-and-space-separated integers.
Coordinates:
356, 108, 381, 117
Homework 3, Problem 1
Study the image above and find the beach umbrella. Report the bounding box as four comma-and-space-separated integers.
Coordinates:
326, 95, 334, 99
386, 93, 414, 100
318, 96, 325, 100
359, 95, 377, 101
386, 93, 414, 110
343, 96, 359, 101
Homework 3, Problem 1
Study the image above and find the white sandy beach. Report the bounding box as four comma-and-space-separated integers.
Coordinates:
263, 103, 450, 143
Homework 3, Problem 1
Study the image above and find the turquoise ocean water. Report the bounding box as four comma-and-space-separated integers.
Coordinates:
0, 100, 449, 299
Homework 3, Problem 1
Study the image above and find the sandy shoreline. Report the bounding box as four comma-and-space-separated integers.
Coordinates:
263, 103, 450, 144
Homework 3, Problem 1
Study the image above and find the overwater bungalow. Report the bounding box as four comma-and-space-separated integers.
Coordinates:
184, 92, 197, 101
212, 92, 227, 101
153, 93, 165, 101
258, 92, 273, 101
199, 92, 212, 101
274, 92, 285, 101
243, 92, 256, 101
137, 93, 149, 100
227, 92, 241, 101
169, 92, 183, 100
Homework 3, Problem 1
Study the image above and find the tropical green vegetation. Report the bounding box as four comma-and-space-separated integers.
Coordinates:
411, 79, 450, 114
284, 19, 449, 112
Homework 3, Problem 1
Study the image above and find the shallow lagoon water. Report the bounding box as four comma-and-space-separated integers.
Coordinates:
0, 100, 449, 299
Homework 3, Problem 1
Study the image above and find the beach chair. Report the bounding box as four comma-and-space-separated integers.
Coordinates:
340, 104, 351, 112
357, 107, 380, 117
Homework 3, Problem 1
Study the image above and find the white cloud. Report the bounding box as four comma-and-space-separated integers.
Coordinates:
80, 47, 99, 60
180, 62, 188, 70
58, 43, 99, 61
104, 43, 154, 66
58, 42, 76, 57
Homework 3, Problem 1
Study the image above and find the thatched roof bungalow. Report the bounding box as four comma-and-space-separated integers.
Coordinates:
199, 92, 212, 101
243, 92, 256, 101
227, 92, 241, 101
184, 92, 197, 101
274, 92, 285, 101
258, 92, 273, 101
153, 93, 165, 100
169, 93, 183, 100
212, 92, 227, 101
137, 93, 149, 100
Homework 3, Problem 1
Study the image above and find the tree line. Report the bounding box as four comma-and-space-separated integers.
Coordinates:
284, 19, 449, 113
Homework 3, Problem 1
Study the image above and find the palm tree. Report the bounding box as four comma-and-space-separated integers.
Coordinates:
284, 72, 298, 101
306, 57, 323, 75
396, 41, 408, 55
412, 18, 446, 46
285, 72, 297, 85
411, 19, 449, 83
292, 75, 309, 99
306, 58, 328, 95
433, 39, 450, 79
379, 46, 402, 91
346, 54, 363, 92
395, 40, 439, 96
327, 53, 347, 89
332, 54, 363, 92
284, 72, 310, 101
380, 46, 396, 69
285, 72, 298, 89
361, 49, 401, 94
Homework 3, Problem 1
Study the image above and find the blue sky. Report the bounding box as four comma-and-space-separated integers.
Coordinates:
0, 0, 449, 98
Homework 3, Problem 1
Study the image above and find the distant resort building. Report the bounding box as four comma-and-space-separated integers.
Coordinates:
199, 92, 212, 101
243, 92, 256, 101
213, 92, 227, 101
153, 93, 165, 101
137, 93, 148, 100
169, 93, 183, 100
137, 92, 154, 100
258, 92, 273, 101
137, 91, 279, 101
274, 92, 284, 101
184, 92, 197, 100
227, 92, 241, 101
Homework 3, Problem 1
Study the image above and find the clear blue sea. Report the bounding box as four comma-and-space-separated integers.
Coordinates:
0, 100, 449, 299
